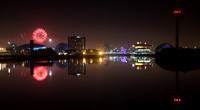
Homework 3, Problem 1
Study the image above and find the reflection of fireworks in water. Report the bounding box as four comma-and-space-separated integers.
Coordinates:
32, 28, 48, 44
33, 66, 48, 81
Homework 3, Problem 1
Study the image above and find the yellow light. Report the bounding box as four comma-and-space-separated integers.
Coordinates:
99, 51, 103, 55
99, 57, 103, 63
64, 53, 67, 55
135, 63, 143, 66
58, 53, 61, 55
83, 52, 86, 55
83, 58, 86, 64
90, 50, 93, 53
135, 46, 143, 48
90, 59, 93, 64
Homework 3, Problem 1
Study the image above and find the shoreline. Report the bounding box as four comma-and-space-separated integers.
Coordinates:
0, 54, 155, 61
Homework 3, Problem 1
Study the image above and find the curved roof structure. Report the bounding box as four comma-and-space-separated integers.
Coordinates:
155, 43, 174, 53
17, 44, 46, 49
54, 43, 68, 52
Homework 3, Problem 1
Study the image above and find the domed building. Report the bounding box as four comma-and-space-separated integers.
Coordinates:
54, 43, 68, 53
155, 43, 174, 53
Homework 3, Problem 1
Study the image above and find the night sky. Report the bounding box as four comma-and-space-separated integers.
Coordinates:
0, 0, 200, 49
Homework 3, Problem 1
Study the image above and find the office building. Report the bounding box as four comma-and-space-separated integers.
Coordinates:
68, 36, 86, 50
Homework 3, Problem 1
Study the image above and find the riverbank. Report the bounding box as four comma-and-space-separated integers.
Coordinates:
0, 54, 155, 61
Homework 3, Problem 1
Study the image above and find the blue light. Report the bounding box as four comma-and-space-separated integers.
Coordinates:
33, 47, 46, 51
132, 64, 135, 68
76, 73, 81, 76
121, 48, 127, 54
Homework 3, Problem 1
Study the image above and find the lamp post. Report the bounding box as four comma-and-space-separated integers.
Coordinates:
174, 10, 181, 49
49, 38, 52, 48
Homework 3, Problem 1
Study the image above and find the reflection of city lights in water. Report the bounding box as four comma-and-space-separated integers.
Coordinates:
8, 68, 11, 73
76, 73, 81, 76
121, 56, 127, 63
0, 63, 7, 71
33, 66, 48, 81
90, 59, 93, 64
49, 70, 52, 76
13, 64, 15, 68
99, 58, 103, 63
83, 58, 86, 64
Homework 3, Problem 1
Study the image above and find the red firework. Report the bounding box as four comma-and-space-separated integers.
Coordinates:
32, 28, 48, 43
33, 66, 48, 81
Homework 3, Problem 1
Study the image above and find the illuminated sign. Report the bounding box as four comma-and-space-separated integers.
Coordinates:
33, 47, 46, 51
137, 49, 151, 52
135, 63, 143, 66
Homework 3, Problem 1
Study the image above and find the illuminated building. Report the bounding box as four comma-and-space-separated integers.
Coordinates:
155, 43, 173, 53
128, 43, 154, 54
103, 43, 112, 53
0, 47, 9, 55
17, 44, 46, 54
68, 36, 86, 50
83, 49, 102, 55
54, 43, 68, 54
6, 42, 17, 55
0, 47, 7, 52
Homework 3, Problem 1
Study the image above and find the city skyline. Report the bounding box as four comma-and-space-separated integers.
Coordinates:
0, 0, 200, 49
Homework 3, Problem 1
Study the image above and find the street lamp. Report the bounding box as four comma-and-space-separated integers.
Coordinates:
49, 38, 52, 43
49, 38, 52, 48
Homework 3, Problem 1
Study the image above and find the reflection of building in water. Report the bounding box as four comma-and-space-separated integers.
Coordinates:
0, 62, 19, 73
173, 71, 182, 103
0, 63, 7, 71
103, 56, 128, 63
55, 60, 68, 68
68, 59, 86, 76
103, 56, 153, 70
128, 56, 153, 70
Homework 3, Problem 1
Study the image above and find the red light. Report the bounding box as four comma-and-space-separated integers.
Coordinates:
32, 28, 48, 44
174, 10, 181, 14
174, 98, 181, 102
33, 66, 48, 81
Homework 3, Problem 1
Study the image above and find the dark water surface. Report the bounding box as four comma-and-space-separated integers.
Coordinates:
0, 56, 200, 109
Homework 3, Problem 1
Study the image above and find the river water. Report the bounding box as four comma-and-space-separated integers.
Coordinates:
0, 56, 200, 109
